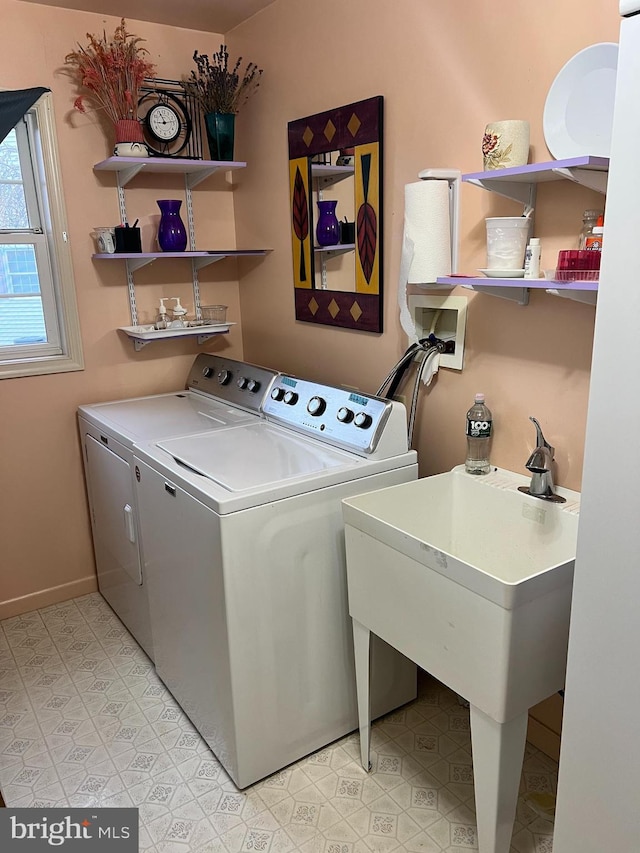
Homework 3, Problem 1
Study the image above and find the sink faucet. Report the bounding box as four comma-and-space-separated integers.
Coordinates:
518, 416, 566, 503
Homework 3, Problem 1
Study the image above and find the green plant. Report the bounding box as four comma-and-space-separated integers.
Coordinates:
181, 45, 263, 115
64, 18, 155, 123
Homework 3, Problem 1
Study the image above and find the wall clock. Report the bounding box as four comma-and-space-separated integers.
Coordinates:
137, 88, 193, 158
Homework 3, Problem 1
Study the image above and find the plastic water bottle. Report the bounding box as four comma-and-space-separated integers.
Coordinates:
465, 393, 492, 475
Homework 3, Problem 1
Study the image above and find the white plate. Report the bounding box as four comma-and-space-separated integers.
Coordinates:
478, 269, 525, 279
543, 42, 618, 159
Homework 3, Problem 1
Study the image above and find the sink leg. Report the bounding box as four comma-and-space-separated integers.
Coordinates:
352, 618, 372, 772
469, 705, 528, 853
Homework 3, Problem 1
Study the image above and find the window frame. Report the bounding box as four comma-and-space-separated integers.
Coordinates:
0, 91, 83, 379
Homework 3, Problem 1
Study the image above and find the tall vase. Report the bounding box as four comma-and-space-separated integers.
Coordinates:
157, 200, 188, 252
315, 200, 340, 247
113, 119, 148, 157
204, 112, 235, 161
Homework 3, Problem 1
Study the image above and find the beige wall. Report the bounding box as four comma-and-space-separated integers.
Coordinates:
0, 2, 246, 616
231, 0, 617, 485
0, 0, 619, 616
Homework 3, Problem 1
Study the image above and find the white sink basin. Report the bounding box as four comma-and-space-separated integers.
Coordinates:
342, 466, 581, 853
342, 464, 580, 609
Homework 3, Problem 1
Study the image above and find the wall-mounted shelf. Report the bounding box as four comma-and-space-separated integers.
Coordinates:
94, 156, 247, 188
310, 163, 354, 190
313, 243, 355, 258
435, 276, 598, 306
463, 156, 609, 205
93, 156, 268, 347
93, 249, 268, 273
118, 323, 234, 351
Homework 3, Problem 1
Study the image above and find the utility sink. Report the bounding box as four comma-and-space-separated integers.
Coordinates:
343, 464, 580, 610
342, 465, 580, 853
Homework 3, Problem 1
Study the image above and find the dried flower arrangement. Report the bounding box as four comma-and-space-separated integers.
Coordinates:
64, 18, 156, 126
180, 45, 263, 115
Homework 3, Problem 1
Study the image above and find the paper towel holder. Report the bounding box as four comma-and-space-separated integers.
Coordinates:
416, 168, 461, 275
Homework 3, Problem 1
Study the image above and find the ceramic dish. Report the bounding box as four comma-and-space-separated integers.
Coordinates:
543, 42, 618, 159
478, 269, 525, 279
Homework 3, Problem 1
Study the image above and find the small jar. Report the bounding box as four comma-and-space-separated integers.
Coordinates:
578, 209, 603, 250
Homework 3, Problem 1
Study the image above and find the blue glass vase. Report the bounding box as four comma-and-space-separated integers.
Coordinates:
157, 199, 188, 252
315, 200, 340, 247
204, 113, 235, 161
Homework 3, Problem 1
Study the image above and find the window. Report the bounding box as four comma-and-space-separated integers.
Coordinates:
0, 92, 83, 379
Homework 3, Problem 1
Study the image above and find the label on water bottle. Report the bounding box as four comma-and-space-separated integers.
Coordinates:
466, 417, 492, 438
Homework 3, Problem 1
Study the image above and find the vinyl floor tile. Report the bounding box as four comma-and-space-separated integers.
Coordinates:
0, 593, 558, 852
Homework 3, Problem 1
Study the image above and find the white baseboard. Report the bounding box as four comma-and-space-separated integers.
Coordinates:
0, 576, 98, 621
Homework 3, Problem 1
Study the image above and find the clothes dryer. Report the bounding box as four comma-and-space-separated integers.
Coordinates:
77, 355, 278, 658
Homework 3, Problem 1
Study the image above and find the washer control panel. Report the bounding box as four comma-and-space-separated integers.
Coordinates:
263, 375, 397, 455
186, 354, 278, 413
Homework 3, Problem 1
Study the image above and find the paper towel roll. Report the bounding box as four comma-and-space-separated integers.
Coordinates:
404, 180, 451, 284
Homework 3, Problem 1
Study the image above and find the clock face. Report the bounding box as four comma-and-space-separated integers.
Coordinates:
138, 89, 193, 158
147, 104, 181, 142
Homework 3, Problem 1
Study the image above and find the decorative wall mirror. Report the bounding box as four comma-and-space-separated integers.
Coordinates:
288, 96, 383, 332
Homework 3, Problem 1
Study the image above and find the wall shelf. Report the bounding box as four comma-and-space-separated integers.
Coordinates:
118, 323, 234, 351
313, 243, 355, 258
93, 156, 268, 346
94, 156, 247, 188
463, 156, 609, 204
435, 276, 598, 306
310, 163, 354, 190
93, 250, 269, 273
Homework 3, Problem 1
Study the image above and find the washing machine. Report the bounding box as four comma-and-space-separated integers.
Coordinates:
77, 355, 279, 658
133, 374, 419, 788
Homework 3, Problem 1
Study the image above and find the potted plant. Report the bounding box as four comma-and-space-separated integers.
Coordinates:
180, 44, 263, 161
64, 18, 156, 156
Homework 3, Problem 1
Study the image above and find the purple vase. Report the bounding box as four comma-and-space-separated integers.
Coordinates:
316, 200, 340, 247
157, 199, 188, 252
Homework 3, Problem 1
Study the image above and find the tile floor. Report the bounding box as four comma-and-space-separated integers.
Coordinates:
0, 593, 558, 852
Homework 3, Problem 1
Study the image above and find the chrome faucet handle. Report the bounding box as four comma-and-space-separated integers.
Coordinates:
529, 416, 554, 457
519, 416, 566, 503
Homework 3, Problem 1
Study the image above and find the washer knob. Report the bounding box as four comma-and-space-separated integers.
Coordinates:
337, 406, 354, 423
270, 387, 285, 401
247, 379, 261, 393
217, 369, 232, 385
237, 376, 249, 390
202, 366, 214, 379
283, 390, 299, 405
307, 396, 326, 416
354, 412, 373, 429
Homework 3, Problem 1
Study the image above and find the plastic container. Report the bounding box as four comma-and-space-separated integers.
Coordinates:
154, 298, 169, 330
524, 237, 541, 279
485, 217, 530, 270
201, 305, 228, 324
578, 209, 604, 250
585, 214, 604, 251
169, 297, 188, 329
465, 393, 493, 476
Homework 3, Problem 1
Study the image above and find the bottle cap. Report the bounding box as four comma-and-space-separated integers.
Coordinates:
583, 209, 603, 219
529, 237, 540, 246
474, 393, 485, 403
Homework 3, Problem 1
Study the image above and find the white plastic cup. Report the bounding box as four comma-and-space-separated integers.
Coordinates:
485, 217, 530, 270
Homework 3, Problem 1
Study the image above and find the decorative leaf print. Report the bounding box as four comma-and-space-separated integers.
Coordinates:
292, 166, 309, 281
361, 153, 371, 201
357, 202, 377, 284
